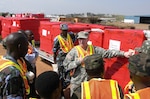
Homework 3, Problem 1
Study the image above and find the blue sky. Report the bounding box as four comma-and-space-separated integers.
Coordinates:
0, 0, 149, 16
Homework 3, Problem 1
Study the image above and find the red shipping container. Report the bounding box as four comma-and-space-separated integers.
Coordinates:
1, 17, 13, 27
15, 14, 22, 17
51, 23, 91, 42
89, 24, 118, 30
11, 18, 40, 27
37, 18, 50, 22
10, 18, 45, 41
51, 25, 61, 40
39, 21, 61, 38
103, 29, 146, 93
89, 31, 104, 47
40, 36, 53, 54
1, 26, 11, 39
0, 16, 3, 35
10, 26, 21, 33
68, 24, 90, 33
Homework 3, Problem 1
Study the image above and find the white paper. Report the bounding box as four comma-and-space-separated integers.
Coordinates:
42, 29, 47, 36
12, 21, 16, 26
109, 39, 121, 50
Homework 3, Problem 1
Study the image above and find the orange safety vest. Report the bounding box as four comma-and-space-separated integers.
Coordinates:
0, 57, 30, 95
81, 79, 121, 99
57, 34, 74, 53
124, 88, 150, 99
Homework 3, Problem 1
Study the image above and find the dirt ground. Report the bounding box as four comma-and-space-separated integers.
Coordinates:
0, 43, 53, 76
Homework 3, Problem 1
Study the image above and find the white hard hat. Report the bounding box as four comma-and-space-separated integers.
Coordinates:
60, 24, 68, 30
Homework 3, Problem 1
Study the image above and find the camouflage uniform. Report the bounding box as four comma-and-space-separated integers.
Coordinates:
124, 52, 150, 99
63, 46, 125, 96
135, 40, 150, 54
0, 56, 26, 99
53, 32, 75, 88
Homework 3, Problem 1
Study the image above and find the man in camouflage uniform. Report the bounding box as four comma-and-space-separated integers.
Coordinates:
135, 40, 150, 54
124, 40, 150, 94
53, 23, 75, 89
124, 52, 150, 99
0, 32, 31, 99
63, 31, 133, 98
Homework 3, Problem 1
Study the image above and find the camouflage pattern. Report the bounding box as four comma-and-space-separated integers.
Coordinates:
63, 46, 125, 95
53, 32, 75, 67
135, 40, 150, 54
143, 30, 150, 40
53, 32, 75, 89
0, 57, 25, 98
129, 52, 150, 77
83, 54, 103, 70
77, 31, 89, 39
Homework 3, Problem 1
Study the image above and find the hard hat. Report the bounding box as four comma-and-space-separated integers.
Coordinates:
60, 24, 68, 30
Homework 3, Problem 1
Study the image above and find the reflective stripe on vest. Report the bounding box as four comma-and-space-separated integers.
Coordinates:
31, 40, 35, 47
0, 59, 30, 95
57, 34, 74, 53
82, 81, 91, 99
124, 80, 134, 94
75, 45, 94, 58
110, 80, 120, 99
124, 93, 140, 99
82, 79, 121, 99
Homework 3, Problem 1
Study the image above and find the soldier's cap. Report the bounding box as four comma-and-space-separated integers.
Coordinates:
60, 23, 68, 30
128, 52, 150, 77
83, 54, 104, 76
77, 31, 89, 39
135, 40, 150, 54
35, 71, 60, 99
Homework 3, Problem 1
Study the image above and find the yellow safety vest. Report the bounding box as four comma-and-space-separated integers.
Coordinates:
75, 45, 94, 67
0, 57, 30, 95
75, 45, 95, 58
124, 93, 140, 99
31, 40, 35, 47
57, 34, 74, 53
81, 79, 121, 99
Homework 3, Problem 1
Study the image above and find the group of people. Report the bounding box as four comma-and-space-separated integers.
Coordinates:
0, 23, 150, 99
49, 23, 134, 99
0, 30, 39, 99
36, 27, 150, 99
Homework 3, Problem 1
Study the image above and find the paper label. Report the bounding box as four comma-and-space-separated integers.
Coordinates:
42, 29, 47, 36
109, 39, 121, 50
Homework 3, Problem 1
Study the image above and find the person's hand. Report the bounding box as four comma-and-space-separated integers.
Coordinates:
124, 49, 135, 58
78, 56, 84, 64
